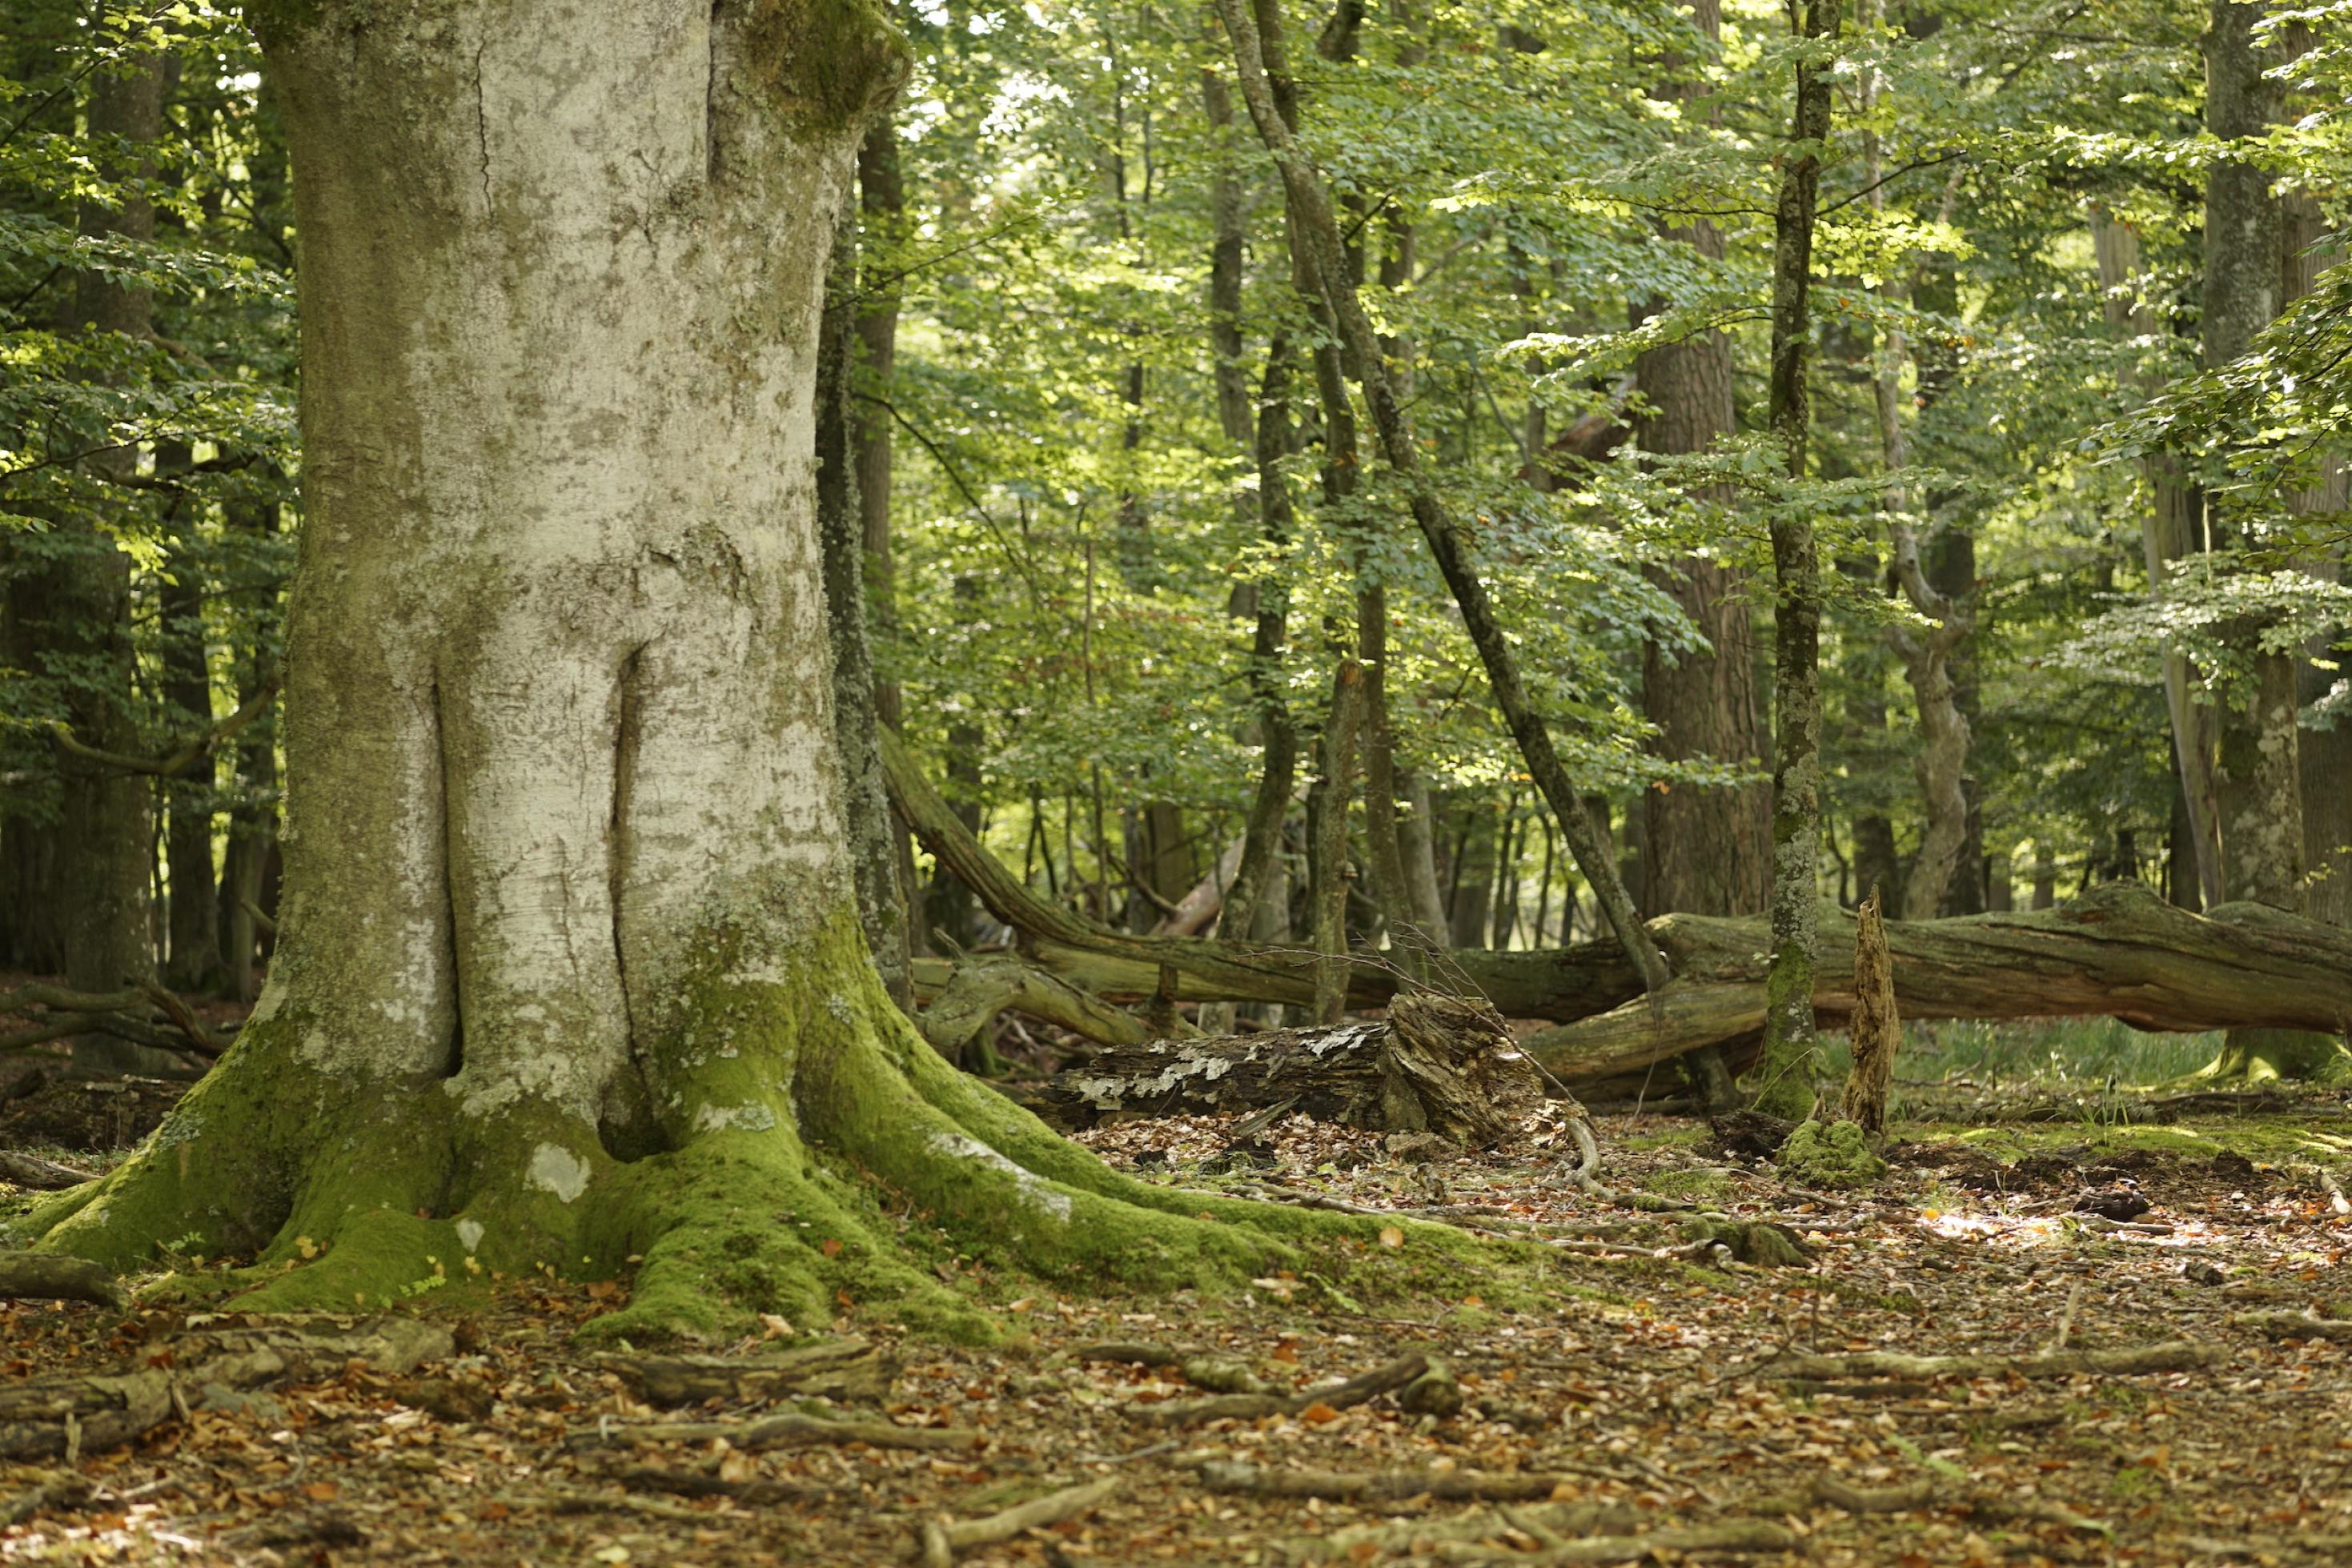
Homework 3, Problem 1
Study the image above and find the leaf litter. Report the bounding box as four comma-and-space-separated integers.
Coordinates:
4, 1094, 2352, 1565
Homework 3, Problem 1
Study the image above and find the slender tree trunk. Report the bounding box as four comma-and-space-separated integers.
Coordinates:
1216, 0, 1670, 1002
1310, 663, 1365, 1022
1448, 804, 1495, 948
817, 211, 911, 1005
159, 447, 223, 993
1751, 0, 1841, 1121
1218, 340, 1301, 953
1858, 18, 1972, 925
1394, 769, 1449, 936
853, 114, 924, 953
2197, 0, 2332, 1079
2090, 211, 2223, 908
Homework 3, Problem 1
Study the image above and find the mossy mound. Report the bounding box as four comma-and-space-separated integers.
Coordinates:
1776, 1118, 1888, 1190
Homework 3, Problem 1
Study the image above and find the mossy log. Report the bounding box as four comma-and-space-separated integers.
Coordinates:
0, 1315, 451, 1462
1040, 994, 1543, 1145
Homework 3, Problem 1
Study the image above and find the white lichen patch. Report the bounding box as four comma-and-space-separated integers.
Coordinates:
693, 1101, 779, 1133
528, 1142, 592, 1203
456, 1217, 486, 1253
926, 1131, 1073, 1223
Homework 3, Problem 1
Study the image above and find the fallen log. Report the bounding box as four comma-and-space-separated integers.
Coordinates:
0, 1151, 98, 1191
886, 734, 2352, 1082
1041, 993, 1543, 1143
0, 1254, 127, 1310
1524, 884, 2352, 1084
0, 1314, 452, 1462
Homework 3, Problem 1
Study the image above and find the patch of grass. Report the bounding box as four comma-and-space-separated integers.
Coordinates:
1886, 1017, 2226, 1089
1640, 1169, 1735, 1202
1618, 1128, 1710, 1152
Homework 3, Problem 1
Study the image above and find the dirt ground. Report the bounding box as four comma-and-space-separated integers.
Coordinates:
5, 1067, 2352, 1566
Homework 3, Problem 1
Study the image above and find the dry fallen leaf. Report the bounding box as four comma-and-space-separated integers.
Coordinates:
1298, 1402, 1342, 1424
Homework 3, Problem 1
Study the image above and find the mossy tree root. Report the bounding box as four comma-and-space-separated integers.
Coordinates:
18, 912, 1515, 1340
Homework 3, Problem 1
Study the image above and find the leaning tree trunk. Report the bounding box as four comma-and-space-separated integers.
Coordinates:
22, 0, 1363, 1337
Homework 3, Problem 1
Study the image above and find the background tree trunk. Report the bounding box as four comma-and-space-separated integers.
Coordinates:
1752, 0, 1840, 1119
46, 47, 167, 1072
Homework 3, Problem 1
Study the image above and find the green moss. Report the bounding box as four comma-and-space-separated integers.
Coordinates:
1776, 1118, 1888, 1189
744, 0, 913, 134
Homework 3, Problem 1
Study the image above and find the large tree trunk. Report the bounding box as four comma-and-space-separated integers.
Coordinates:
22, 0, 1350, 1337
2197, 0, 2334, 1081
1752, 0, 1840, 1119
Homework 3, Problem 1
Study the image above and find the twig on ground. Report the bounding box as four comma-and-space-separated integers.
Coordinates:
1195, 1459, 1579, 1502
1752, 1340, 2223, 1384
1131, 1351, 1427, 1429
917, 1475, 1118, 1568
567, 1411, 979, 1453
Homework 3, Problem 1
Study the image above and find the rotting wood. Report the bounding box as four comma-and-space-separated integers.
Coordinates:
0, 1314, 452, 1462
1838, 888, 1897, 1135
0, 1150, 98, 1191
593, 1337, 888, 1406
566, 1410, 977, 1453
1753, 1340, 2224, 1384
0, 1254, 127, 1309
1043, 993, 1542, 1144
917, 1475, 1118, 1568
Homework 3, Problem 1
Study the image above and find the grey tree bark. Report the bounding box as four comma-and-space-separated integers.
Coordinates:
25, 0, 1342, 1335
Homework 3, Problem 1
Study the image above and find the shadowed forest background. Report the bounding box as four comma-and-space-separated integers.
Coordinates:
2, 0, 2352, 1562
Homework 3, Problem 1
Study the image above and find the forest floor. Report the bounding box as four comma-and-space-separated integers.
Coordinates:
3, 1041, 2352, 1566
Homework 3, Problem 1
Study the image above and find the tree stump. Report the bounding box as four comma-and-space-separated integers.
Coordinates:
1838, 888, 1898, 1136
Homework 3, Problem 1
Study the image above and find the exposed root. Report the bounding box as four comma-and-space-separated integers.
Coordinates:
917, 1476, 1118, 1568
18, 911, 1537, 1342
567, 1410, 978, 1454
